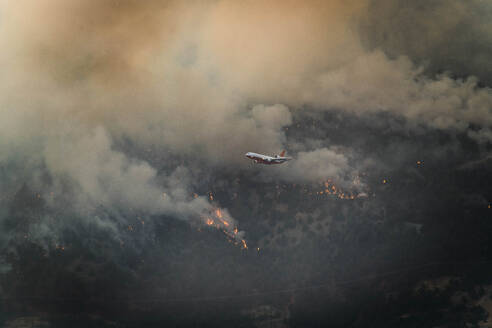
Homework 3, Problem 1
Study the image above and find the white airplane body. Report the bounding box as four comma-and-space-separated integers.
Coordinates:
245, 150, 292, 165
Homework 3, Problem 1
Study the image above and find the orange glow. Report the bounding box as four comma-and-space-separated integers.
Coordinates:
201, 208, 247, 250
315, 180, 363, 201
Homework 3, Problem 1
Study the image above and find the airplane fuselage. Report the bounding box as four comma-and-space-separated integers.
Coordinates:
245, 152, 292, 165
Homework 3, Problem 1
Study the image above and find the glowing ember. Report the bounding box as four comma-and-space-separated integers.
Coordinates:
200, 205, 247, 250
311, 179, 368, 200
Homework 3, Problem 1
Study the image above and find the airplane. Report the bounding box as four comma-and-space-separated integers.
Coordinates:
245, 150, 292, 165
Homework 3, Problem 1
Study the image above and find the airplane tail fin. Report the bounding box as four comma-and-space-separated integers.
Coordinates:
279, 150, 286, 157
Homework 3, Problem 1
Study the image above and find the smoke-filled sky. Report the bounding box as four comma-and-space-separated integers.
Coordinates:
1, 1, 492, 327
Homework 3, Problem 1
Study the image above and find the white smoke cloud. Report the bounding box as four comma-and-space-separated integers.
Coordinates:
43, 127, 197, 216
307, 51, 492, 136
274, 148, 350, 184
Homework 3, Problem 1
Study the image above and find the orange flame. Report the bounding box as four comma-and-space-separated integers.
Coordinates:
201, 207, 247, 250
314, 180, 363, 200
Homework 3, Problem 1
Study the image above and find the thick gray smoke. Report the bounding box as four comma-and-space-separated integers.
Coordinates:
0, 0, 491, 273
2, 2, 492, 327
360, 0, 492, 85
